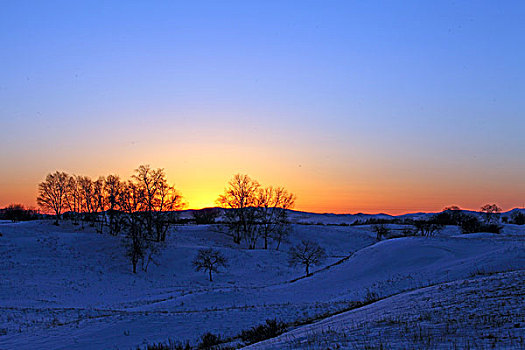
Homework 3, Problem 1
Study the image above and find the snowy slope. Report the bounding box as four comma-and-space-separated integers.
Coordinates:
0, 220, 523, 349
246, 271, 525, 349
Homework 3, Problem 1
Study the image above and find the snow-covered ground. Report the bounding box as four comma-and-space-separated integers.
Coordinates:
247, 271, 525, 349
0, 217, 523, 349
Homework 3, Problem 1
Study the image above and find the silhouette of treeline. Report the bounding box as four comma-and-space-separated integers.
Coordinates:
0, 204, 41, 222
356, 205, 525, 239
36, 165, 185, 272
217, 174, 296, 250
36, 165, 184, 234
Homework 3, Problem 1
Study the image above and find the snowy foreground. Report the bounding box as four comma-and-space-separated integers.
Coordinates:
0, 219, 524, 349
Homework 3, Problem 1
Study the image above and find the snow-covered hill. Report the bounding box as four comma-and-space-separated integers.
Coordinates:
0, 218, 523, 349
246, 270, 525, 349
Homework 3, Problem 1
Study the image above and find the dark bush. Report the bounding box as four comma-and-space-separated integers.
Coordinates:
198, 333, 221, 349
434, 210, 466, 226
510, 211, 525, 225
461, 215, 502, 234
2, 204, 38, 222
240, 319, 287, 345
142, 339, 191, 350
460, 215, 481, 234
364, 289, 380, 304
192, 208, 220, 225
479, 223, 503, 234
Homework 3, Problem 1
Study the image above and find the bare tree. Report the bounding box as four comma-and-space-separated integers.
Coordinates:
480, 204, 502, 223
372, 224, 390, 241
413, 219, 444, 237
119, 180, 146, 273
77, 176, 96, 227
256, 186, 295, 249
65, 175, 81, 225
217, 174, 260, 245
193, 248, 228, 281
93, 176, 106, 233
133, 165, 184, 241
37, 171, 69, 225
153, 180, 184, 241
288, 240, 326, 276
104, 174, 123, 235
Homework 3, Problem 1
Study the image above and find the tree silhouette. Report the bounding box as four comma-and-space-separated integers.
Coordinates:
480, 204, 502, 223
288, 240, 326, 276
217, 174, 260, 245
193, 248, 228, 281
37, 171, 69, 225
256, 186, 295, 249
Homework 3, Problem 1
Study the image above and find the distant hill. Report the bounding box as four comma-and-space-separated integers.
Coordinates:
179, 207, 525, 225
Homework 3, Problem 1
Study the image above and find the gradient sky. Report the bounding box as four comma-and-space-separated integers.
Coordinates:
1, 1, 524, 214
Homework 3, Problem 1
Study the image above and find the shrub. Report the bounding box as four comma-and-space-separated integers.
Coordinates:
198, 332, 221, 349
460, 215, 481, 234
479, 223, 503, 234
240, 319, 287, 345
434, 210, 465, 226
461, 215, 502, 234
510, 211, 525, 225
364, 289, 380, 304
2, 204, 38, 222
142, 339, 191, 350
402, 226, 416, 236
192, 208, 220, 225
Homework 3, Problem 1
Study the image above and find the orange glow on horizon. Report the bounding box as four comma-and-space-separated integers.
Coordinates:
1, 141, 523, 216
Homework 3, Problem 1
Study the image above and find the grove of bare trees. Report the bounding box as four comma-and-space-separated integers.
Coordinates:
36, 165, 185, 273
217, 174, 296, 249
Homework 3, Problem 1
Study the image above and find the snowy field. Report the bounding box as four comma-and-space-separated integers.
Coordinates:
0, 218, 524, 349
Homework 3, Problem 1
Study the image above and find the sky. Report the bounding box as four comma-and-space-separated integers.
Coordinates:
0, 1, 524, 214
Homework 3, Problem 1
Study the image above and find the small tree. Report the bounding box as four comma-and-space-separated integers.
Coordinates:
37, 171, 69, 224
193, 248, 228, 281
480, 204, 502, 223
372, 224, 390, 241
413, 219, 444, 237
288, 240, 326, 276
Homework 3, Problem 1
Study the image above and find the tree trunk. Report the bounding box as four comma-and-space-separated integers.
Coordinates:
209, 269, 213, 282
305, 264, 310, 276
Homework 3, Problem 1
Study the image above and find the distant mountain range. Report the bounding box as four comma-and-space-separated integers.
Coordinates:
178, 207, 525, 225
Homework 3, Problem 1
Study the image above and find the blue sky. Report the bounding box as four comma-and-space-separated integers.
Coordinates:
1, 1, 524, 212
